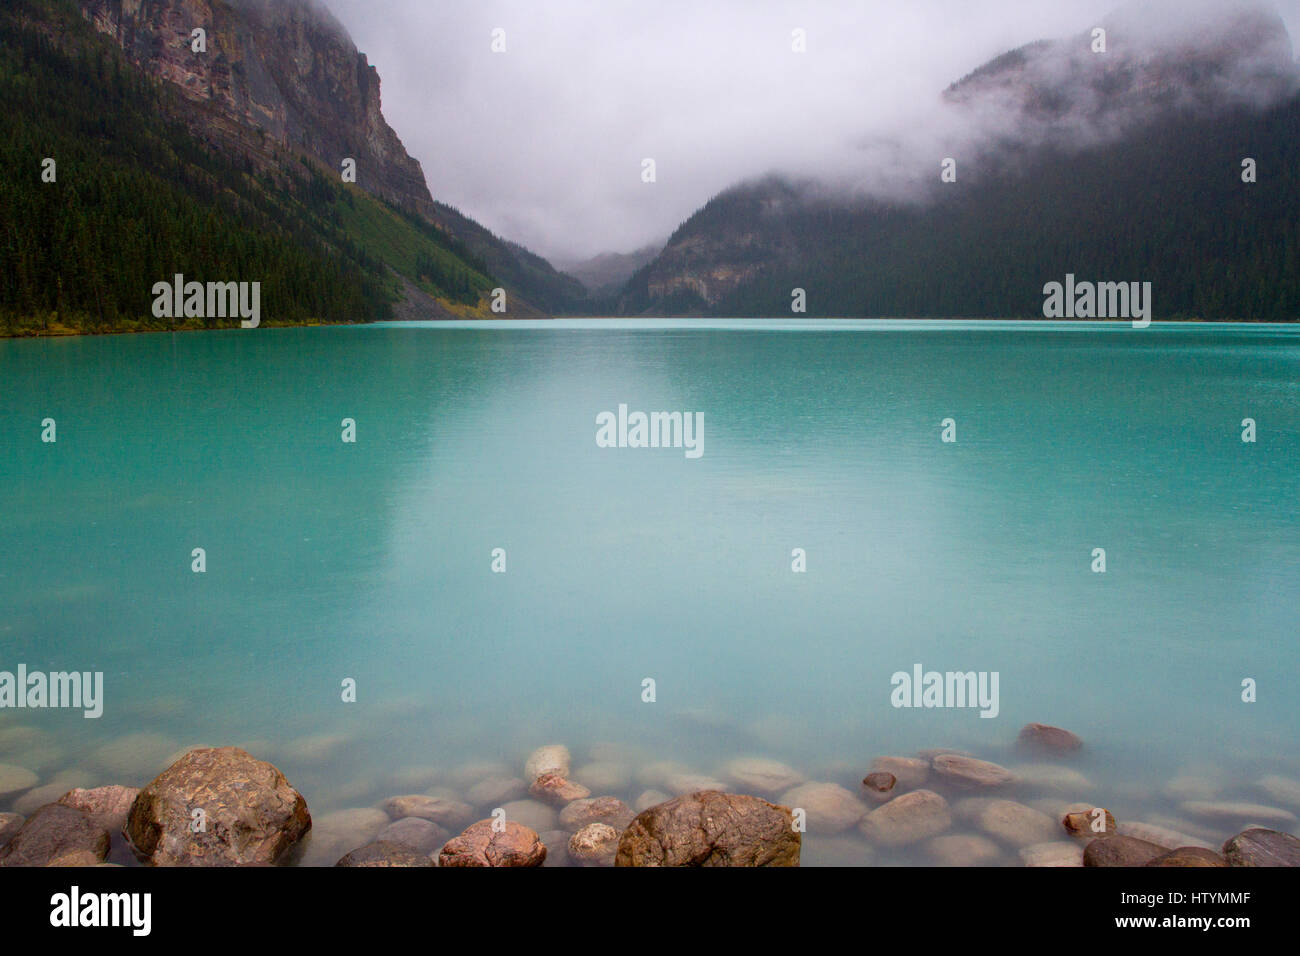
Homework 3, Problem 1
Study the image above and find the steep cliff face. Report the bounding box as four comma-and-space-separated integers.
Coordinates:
76, 0, 434, 217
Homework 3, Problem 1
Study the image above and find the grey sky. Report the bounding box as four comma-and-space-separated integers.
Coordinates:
324, 0, 1300, 263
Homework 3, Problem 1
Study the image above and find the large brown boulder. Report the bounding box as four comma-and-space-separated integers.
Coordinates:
0, 804, 110, 867
125, 746, 310, 866
438, 819, 547, 867
1222, 828, 1300, 866
615, 790, 800, 867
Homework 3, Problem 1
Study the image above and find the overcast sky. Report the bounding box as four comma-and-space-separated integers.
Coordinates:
323, 0, 1300, 263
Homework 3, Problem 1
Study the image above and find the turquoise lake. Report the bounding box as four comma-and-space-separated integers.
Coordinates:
1, 319, 1298, 864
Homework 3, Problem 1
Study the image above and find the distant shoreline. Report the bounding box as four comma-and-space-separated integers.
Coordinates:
6, 315, 1299, 339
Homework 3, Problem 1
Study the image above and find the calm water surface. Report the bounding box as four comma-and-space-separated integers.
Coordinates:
2, 320, 1298, 864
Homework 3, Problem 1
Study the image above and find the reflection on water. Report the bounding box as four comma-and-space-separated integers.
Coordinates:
1, 321, 1298, 865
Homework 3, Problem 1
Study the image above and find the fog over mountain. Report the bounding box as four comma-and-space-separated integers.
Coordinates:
322, 0, 1300, 263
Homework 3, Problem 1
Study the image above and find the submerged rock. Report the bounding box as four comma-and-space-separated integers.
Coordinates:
722, 757, 804, 794
466, 776, 527, 806
1221, 828, 1300, 867
1180, 800, 1297, 826
1019, 841, 1084, 867
1256, 774, 1300, 809
528, 772, 591, 806
862, 772, 897, 795
930, 754, 1016, 789
779, 782, 869, 834
1146, 846, 1228, 867
438, 820, 547, 867
499, 799, 559, 833
634, 789, 671, 812
568, 822, 620, 866
524, 745, 571, 782
974, 799, 1059, 848
860, 790, 953, 847
926, 833, 1002, 866
616, 790, 800, 867
0, 763, 38, 798
1012, 763, 1093, 793
558, 796, 635, 832
1017, 723, 1082, 754
1083, 835, 1166, 867
869, 756, 929, 790
57, 786, 139, 834
125, 746, 310, 866
0, 805, 110, 867
0, 812, 23, 847
1118, 820, 1214, 851
573, 762, 632, 793
377, 817, 449, 855
383, 794, 475, 830
335, 841, 434, 867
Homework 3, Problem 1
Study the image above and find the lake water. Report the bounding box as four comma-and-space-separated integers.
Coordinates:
2, 319, 1298, 865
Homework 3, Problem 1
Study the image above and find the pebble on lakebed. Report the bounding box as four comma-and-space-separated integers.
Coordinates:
6, 724, 1300, 869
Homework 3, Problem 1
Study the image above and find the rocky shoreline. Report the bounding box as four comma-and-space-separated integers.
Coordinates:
1, 723, 1299, 867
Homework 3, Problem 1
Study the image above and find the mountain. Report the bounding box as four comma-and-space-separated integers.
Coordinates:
624, 0, 1300, 320
556, 243, 665, 298
0, 0, 582, 334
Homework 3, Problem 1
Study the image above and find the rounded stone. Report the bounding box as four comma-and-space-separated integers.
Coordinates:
1017, 723, 1082, 754
125, 746, 310, 866
859, 790, 952, 847
376, 816, 449, 855
975, 799, 1059, 848
382, 793, 475, 829
57, 786, 140, 834
1019, 841, 1084, 867
335, 840, 434, 867
572, 762, 632, 793
1146, 846, 1228, 867
862, 772, 897, 794
524, 745, 571, 782
528, 772, 591, 806
869, 756, 929, 790
0, 764, 38, 797
926, 833, 1002, 866
0, 805, 110, 867
634, 789, 670, 812
931, 754, 1017, 789
558, 796, 635, 833
722, 757, 804, 794
616, 790, 800, 867
1083, 835, 1166, 867
438, 820, 547, 867
500, 799, 559, 833
779, 782, 868, 834
1221, 827, 1300, 867
568, 822, 619, 866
